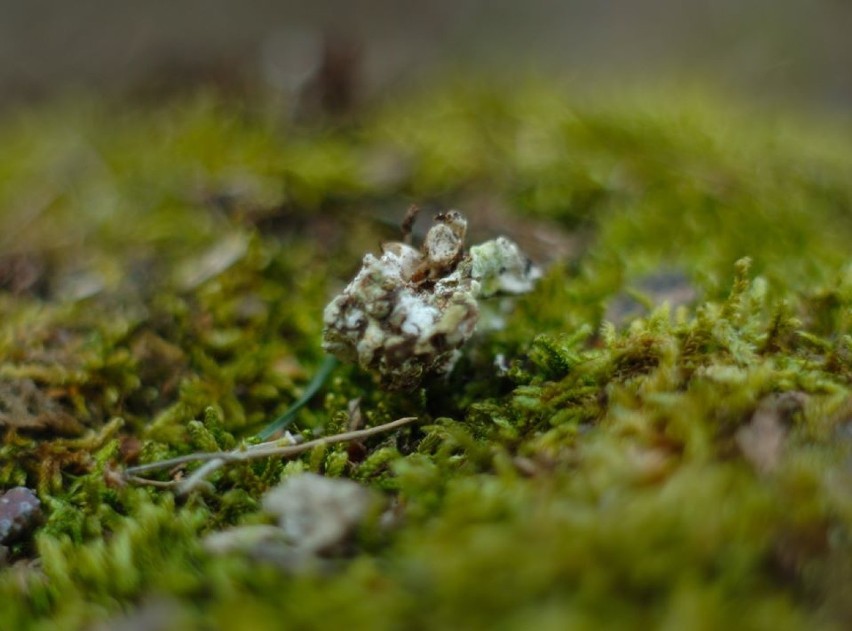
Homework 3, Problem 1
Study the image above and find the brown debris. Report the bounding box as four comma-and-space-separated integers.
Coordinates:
0, 253, 50, 296
345, 398, 367, 463
297, 32, 362, 118
0, 378, 83, 435
130, 331, 188, 397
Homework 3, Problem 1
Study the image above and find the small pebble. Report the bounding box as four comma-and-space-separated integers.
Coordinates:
0, 487, 42, 544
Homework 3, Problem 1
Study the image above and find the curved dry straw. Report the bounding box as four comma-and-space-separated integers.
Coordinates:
124, 416, 419, 495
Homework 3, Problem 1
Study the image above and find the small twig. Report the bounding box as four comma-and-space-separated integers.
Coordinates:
401, 204, 420, 245
123, 474, 178, 489
124, 416, 419, 493
177, 457, 227, 494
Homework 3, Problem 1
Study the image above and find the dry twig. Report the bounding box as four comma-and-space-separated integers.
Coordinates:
124, 416, 419, 495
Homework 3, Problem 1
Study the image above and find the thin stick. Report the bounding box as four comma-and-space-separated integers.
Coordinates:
124, 416, 418, 480
401, 204, 420, 245
176, 458, 227, 494
123, 474, 178, 489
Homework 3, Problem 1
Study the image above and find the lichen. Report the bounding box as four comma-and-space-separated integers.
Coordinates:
321, 210, 539, 389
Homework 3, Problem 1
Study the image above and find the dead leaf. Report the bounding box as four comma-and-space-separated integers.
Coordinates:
0, 379, 83, 435
0, 253, 49, 296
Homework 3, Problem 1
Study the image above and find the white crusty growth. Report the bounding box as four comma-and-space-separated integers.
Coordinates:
322, 210, 540, 390
470, 236, 542, 297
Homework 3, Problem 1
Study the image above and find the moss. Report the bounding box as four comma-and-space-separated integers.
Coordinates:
0, 79, 851, 629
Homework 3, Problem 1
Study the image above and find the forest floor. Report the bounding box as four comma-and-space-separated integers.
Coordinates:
0, 78, 851, 629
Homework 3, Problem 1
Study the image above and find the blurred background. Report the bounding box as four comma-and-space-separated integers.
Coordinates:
1, 0, 851, 114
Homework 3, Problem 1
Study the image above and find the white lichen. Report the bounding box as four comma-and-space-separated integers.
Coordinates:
262, 473, 375, 555
203, 473, 377, 565
470, 236, 542, 297
322, 209, 540, 389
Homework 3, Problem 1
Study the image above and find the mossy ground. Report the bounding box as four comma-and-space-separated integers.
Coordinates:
0, 79, 850, 630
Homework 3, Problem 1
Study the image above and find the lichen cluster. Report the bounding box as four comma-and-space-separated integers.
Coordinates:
0, 80, 850, 630
322, 209, 539, 389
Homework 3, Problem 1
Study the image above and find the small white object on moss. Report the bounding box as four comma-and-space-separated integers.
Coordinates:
322, 210, 540, 390
262, 473, 375, 555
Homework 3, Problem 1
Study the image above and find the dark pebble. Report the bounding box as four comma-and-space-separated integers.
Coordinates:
0, 487, 42, 544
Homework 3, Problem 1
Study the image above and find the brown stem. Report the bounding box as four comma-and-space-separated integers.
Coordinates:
124, 416, 419, 483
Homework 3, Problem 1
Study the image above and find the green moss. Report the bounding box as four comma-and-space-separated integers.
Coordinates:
0, 79, 851, 629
